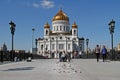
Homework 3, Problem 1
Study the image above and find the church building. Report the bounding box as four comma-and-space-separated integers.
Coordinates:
37, 9, 84, 58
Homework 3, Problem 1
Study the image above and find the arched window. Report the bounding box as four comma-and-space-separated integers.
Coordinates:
60, 26, 62, 30
57, 26, 58, 31
54, 26, 55, 31
60, 37, 62, 39
64, 26, 65, 31
46, 30, 48, 35
41, 45, 43, 50
74, 30, 76, 35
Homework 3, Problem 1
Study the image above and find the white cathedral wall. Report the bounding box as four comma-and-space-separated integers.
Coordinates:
37, 38, 84, 58
39, 38, 76, 51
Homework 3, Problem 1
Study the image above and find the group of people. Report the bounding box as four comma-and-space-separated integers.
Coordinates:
59, 51, 71, 62
58, 45, 108, 62
94, 45, 108, 62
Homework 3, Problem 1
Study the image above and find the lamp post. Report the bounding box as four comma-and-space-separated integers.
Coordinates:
32, 28, 35, 54
86, 38, 89, 58
9, 21, 16, 61
35, 39, 38, 54
108, 19, 115, 60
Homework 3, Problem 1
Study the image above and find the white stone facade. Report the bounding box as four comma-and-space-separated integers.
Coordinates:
37, 9, 84, 58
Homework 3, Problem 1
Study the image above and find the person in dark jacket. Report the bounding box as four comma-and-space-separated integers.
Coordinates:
101, 45, 107, 62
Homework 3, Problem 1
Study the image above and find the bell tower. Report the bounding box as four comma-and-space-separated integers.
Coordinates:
44, 22, 50, 38
72, 22, 78, 37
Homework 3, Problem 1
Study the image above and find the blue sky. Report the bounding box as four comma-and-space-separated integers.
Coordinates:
0, 0, 120, 51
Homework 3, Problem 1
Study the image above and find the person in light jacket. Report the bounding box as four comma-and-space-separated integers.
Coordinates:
95, 45, 100, 62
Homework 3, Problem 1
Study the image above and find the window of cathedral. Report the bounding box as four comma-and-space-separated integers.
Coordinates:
67, 26, 69, 31
52, 44, 55, 50
54, 26, 55, 30
67, 37, 70, 40
60, 37, 62, 39
60, 26, 62, 30
57, 26, 58, 31
41, 45, 43, 50
64, 26, 65, 31
46, 30, 48, 35
52, 37, 54, 40
59, 44, 64, 50
46, 45, 48, 50
74, 30, 76, 35
68, 44, 71, 50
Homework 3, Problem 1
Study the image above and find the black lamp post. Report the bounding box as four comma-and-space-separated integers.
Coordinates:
108, 19, 115, 60
9, 21, 16, 61
86, 38, 89, 58
35, 39, 38, 54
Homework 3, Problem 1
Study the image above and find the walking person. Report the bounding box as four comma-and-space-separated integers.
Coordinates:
61, 51, 65, 62
79, 51, 82, 58
101, 45, 107, 62
95, 45, 100, 62
59, 52, 62, 62
67, 52, 71, 62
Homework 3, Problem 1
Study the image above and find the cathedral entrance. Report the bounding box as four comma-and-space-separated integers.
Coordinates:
51, 53, 54, 58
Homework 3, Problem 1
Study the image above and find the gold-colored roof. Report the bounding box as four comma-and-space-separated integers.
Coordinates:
52, 9, 69, 21
44, 22, 50, 28
72, 22, 77, 28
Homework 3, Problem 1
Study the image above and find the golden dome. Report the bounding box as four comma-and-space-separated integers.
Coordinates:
44, 22, 50, 28
52, 9, 69, 21
72, 22, 77, 28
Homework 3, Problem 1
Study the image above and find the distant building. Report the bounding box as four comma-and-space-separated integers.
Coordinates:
36, 9, 85, 58
0, 43, 7, 51
118, 43, 120, 51
14, 50, 25, 53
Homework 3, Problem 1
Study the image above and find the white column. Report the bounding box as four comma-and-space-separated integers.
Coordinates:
49, 38, 51, 58
44, 39, 46, 56
71, 39, 73, 58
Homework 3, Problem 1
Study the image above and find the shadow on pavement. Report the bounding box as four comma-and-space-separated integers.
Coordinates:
3, 67, 34, 71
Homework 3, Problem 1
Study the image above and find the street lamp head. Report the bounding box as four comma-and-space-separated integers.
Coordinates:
9, 21, 16, 35
9, 21, 16, 28
108, 19, 115, 27
108, 19, 115, 33
32, 28, 35, 31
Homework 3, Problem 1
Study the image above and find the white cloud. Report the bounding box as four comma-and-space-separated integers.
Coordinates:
40, 0, 55, 9
32, 3, 40, 8
32, 0, 55, 9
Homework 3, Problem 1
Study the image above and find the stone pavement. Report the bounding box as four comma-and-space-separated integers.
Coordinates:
0, 61, 12, 65
0, 59, 120, 80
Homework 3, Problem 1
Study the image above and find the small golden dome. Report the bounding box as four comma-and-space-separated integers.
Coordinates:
52, 9, 69, 21
44, 22, 50, 28
72, 22, 77, 28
